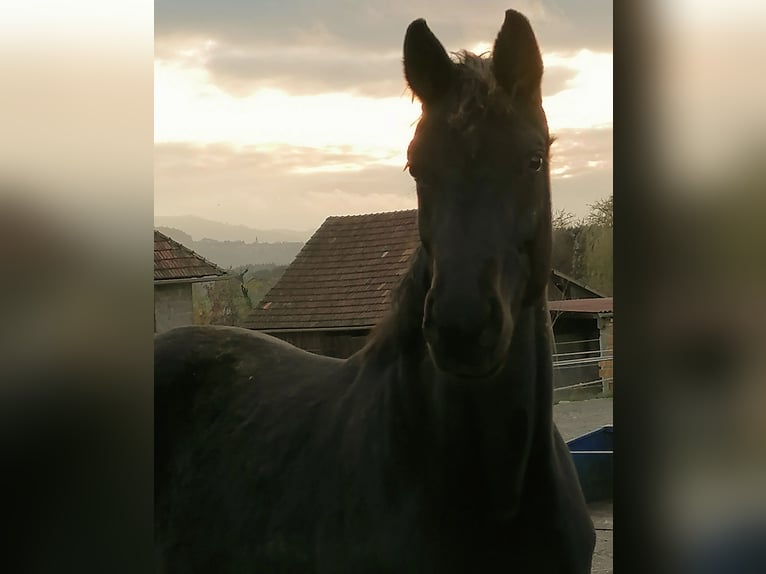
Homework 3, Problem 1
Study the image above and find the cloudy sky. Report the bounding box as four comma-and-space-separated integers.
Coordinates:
155, 0, 613, 232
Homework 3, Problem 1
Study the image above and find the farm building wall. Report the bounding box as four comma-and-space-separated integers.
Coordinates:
551, 316, 601, 390
154, 283, 193, 333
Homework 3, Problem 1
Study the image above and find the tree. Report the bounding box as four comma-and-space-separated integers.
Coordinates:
550, 197, 613, 295
574, 195, 613, 294
574, 225, 613, 295
584, 195, 613, 227
193, 277, 253, 327
552, 208, 577, 230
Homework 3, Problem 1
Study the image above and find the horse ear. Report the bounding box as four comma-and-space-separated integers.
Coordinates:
404, 19, 453, 105
492, 10, 543, 104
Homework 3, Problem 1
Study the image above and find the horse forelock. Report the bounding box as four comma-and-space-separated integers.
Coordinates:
410, 50, 547, 148
448, 51, 512, 132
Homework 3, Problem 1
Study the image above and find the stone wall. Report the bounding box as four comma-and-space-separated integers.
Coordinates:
154, 283, 193, 333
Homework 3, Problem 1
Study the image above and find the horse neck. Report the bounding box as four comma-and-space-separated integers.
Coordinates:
362, 252, 555, 511
428, 300, 552, 446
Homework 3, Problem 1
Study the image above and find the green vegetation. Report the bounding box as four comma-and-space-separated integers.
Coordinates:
192, 265, 287, 327
234, 265, 288, 307
552, 196, 613, 295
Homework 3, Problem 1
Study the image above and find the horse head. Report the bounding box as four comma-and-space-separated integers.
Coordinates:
403, 10, 553, 378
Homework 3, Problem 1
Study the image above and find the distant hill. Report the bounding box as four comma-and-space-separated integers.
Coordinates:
154, 215, 311, 243
157, 226, 304, 268
157, 226, 194, 246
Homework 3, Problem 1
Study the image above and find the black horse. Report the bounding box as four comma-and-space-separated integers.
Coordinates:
155, 10, 595, 573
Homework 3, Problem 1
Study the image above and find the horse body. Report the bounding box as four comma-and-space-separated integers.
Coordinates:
155, 304, 593, 573
156, 10, 595, 573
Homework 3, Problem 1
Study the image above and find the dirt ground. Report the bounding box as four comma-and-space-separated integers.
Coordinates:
553, 398, 614, 574
553, 397, 613, 441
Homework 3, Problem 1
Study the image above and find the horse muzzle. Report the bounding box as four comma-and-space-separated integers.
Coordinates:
422, 290, 513, 379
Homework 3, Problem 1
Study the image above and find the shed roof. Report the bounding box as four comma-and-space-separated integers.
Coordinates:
154, 230, 228, 282
244, 209, 607, 331
548, 297, 613, 314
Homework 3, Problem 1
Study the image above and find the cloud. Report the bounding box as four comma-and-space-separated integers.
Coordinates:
169, 42, 581, 99
551, 169, 613, 220
542, 64, 580, 98
154, 62, 422, 150
549, 127, 613, 179
154, 143, 416, 231
153, 1, 612, 226
155, 0, 612, 97
203, 46, 406, 98
533, 0, 613, 53
155, 0, 612, 52
154, 1, 559, 52
155, 126, 612, 231
548, 127, 613, 218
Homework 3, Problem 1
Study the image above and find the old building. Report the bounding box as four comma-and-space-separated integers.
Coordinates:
154, 230, 229, 333
549, 297, 614, 393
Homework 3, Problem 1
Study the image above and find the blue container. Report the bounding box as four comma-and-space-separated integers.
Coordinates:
566, 425, 613, 502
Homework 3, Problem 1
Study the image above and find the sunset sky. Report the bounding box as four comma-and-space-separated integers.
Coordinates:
154, 0, 613, 233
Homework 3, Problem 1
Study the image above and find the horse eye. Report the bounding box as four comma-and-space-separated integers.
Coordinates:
528, 155, 545, 172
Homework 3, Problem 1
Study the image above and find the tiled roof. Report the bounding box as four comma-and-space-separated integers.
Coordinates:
154, 230, 227, 282
244, 210, 420, 330
549, 268, 607, 299
244, 210, 607, 331
548, 297, 613, 314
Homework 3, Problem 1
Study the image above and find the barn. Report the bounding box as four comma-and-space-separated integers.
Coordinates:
549, 297, 614, 394
244, 210, 611, 391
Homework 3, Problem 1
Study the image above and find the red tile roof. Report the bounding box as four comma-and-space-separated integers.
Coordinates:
243, 210, 420, 330
244, 210, 608, 331
548, 297, 613, 314
154, 230, 227, 282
